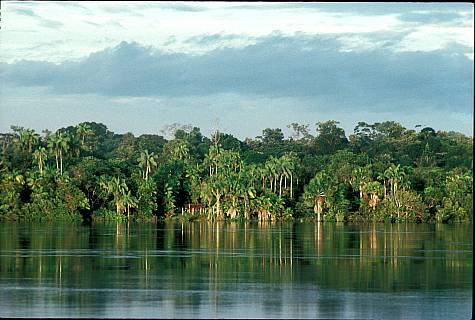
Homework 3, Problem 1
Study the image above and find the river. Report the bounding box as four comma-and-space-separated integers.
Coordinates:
0, 221, 472, 318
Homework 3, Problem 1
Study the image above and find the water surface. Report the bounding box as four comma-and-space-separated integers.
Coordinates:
0, 221, 472, 318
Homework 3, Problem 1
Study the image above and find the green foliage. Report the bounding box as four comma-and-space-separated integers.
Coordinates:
436, 171, 473, 222
314, 120, 348, 154
136, 179, 157, 217
374, 190, 427, 222
92, 208, 127, 222
325, 198, 350, 222
250, 192, 285, 220
0, 120, 472, 223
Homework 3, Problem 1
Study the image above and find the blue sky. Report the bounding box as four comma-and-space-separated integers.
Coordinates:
0, 2, 473, 138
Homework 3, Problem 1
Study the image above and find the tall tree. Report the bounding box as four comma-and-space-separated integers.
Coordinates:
121, 190, 138, 220
76, 123, 93, 148
305, 172, 330, 221
260, 128, 284, 144
47, 132, 69, 175
99, 176, 128, 215
13, 128, 39, 154
32, 147, 48, 174
315, 120, 348, 154
138, 150, 157, 180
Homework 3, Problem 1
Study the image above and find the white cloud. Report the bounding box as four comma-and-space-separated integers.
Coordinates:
1, 2, 472, 138
1, 1, 473, 63
394, 25, 474, 52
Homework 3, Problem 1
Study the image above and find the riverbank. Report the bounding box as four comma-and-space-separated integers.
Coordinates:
1, 121, 472, 225
0, 208, 470, 224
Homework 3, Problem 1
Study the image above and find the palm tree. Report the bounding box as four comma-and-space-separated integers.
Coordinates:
384, 164, 408, 198
258, 166, 267, 192
225, 173, 240, 219
164, 182, 176, 216
138, 150, 157, 180
238, 171, 256, 219
305, 172, 329, 222
33, 147, 48, 174
14, 128, 39, 153
122, 190, 138, 220
270, 157, 280, 193
26, 129, 40, 153
68, 132, 82, 158
205, 144, 221, 176
245, 164, 258, 190
279, 154, 295, 198
289, 157, 297, 199
377, 171, 389, 199
26, 172, 48, 201
199, 181, 214, 216
265, 157, 278, 193
363, 181, 383, 211
47, 132, 69, 175
99, 176, 129, 215
172, 140, 190, 161
352, 166, 371, 205
275, 157, 285, 197
76, 123, 93, 148
205, 175, 226, 219
185, 163, 203, 204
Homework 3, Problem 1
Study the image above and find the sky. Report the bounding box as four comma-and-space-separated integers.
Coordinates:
0, 1, 473, 139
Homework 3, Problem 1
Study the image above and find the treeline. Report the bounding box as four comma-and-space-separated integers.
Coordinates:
0, 120, 472, 223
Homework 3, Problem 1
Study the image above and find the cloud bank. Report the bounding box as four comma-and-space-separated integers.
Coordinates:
1, 34, 472, 114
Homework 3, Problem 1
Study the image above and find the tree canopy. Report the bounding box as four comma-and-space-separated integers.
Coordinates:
0, 121, 472, 223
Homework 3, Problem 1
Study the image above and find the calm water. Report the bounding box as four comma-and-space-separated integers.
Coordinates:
0, 221, 472, 319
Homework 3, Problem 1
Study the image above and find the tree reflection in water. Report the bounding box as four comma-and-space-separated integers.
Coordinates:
0, 221, 471, 318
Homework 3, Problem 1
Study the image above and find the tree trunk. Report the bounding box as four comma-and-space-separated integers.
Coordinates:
314, 199, 321, 222
290, 174, 293, 199
372, 194, 378, 210
39, 156, 43, 174
315, 196, 324, 221
215, 192, 221, 218
279, 175, 283, 197
59, 150, 63, 175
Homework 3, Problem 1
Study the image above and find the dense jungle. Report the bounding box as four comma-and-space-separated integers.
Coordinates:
0, 120, 472, 223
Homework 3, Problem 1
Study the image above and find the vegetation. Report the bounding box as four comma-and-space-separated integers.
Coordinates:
0, 121, 472, 223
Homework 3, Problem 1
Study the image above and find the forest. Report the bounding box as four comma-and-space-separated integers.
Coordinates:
0, 120, 472, 223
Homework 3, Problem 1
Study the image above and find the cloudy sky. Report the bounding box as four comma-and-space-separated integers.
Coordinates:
0, 2, 473, 138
